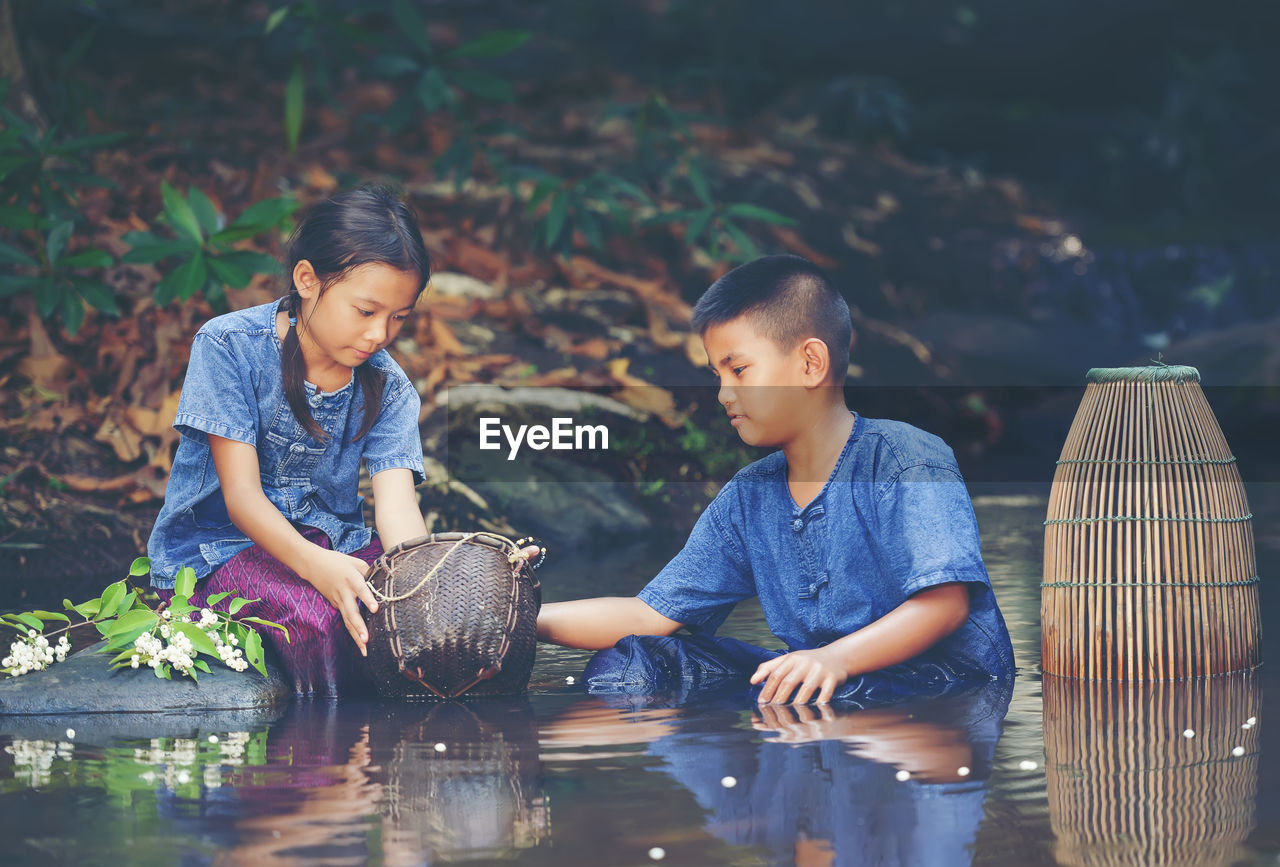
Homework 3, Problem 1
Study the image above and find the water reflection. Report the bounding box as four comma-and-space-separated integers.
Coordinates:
219, 698, 547, 865
540, 682, 1012, 866
1043, 672, 1260, 866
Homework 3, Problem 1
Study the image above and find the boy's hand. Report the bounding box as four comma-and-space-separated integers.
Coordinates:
750, 647, 847, 704
303, 547, 380, 656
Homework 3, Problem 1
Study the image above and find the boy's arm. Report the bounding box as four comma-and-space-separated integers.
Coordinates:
537, 597, 683, 650
751, 582, 970, 704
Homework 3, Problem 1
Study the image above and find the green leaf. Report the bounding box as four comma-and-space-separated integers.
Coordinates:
60, 293, 85, 335
14, 613, 42, 631
544, 193, 568, 248
73, 281, 119, 315
578, 208, 604, 250
194, 659, 211, 673
59, 249, 113, 269
723, 202, 796, 226
50, 132, 128, 155
206, 256, 252, 289
264, 5, 290, 34
205, 592, 233, 607
187, 187, 223, 236
243, 629, 266, 676
104, 609, 157, 638
122, 239, 200, 264
448, 69, 514, 102
173, 622, 218, 657
446, 29, 532, 59
392, 0, 434, 59
155, 663, 169, 679
128, 556, 151, 578
161, 180, 205, 244
241, 617, 289, 641
73, 598, 102, 619
285, 61, 306, 153
0, 205, 44, 231
172, 252, 208, 302
174, 566, 197, 599
0, 274, 32, 298
686, 164, 712, 206
98, 581, 126, 619
685, 207, 715, 246
227, 195, 297, 232
115, 589, 138, 618
30, 610, 70, 623
225, 596, 251, 616
46, 220, 74, 266
0, 240, 37, 267
416, 68, 450, 113
722, 220, 760, 260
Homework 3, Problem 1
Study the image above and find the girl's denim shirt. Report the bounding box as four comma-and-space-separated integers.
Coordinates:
146, 298, 425, 588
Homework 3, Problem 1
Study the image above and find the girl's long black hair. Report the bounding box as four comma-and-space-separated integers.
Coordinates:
281, 186, 430, 442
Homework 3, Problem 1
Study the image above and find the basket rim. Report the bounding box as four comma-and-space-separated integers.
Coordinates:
1085, 365, 1200, 384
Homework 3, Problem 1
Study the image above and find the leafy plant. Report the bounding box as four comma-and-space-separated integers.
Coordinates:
371, 1, 531, 133
0, 78, 126, 221
122, 182, 296, 308
523, 169, 652, 253
1, 557, 288, 682
0, 214, 117, 334
647, 160, 796, 263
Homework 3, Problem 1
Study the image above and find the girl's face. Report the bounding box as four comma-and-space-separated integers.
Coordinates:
295, 260, 421, 374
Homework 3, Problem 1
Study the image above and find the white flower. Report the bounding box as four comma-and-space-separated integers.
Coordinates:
130, 656, 140, 669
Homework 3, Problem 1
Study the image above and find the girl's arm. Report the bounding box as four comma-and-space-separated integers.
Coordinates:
209, 435, 380, 655
369, 467, 427, 551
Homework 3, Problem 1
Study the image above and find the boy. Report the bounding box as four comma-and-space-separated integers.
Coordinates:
537, 255, 1014, 704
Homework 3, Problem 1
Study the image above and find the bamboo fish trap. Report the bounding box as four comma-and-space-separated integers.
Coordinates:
1041, 365, 1260, 679
1043, 673, 1259, 867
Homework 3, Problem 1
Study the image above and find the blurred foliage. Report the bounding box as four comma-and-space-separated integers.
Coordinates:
121, 182, 296, 309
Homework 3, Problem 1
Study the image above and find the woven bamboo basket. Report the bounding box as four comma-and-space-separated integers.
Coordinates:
1041, 365, 1260, 679
1043, 673, 1259, 866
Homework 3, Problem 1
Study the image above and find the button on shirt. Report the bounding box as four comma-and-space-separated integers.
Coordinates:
146, 298, 425, 588
638, 414, 1015, 678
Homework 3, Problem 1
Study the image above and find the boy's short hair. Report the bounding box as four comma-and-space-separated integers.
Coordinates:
691, 255, 852, 382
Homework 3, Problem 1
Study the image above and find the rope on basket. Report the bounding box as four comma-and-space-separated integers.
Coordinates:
368, 532, 530, 603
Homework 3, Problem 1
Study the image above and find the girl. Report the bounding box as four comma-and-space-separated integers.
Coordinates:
146, 186, 432, 695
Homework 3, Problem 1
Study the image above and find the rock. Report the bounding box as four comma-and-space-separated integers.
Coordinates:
0, 641, 292, 716
429, 272, 502, 300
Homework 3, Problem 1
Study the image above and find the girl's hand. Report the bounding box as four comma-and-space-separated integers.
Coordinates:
750, 646, 848, 705
303, 547, 381, 655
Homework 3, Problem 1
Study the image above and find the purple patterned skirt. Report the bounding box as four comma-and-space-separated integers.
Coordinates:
160, 527, 383, 696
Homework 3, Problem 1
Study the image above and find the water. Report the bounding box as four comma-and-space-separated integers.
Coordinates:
2, 482, 1277, 866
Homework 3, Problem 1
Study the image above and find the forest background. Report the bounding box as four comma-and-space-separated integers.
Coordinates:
2, 0, 1278, 608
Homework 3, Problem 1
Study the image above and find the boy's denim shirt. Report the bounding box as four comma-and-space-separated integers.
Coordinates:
638, 414, 1015, 678
146, 298, 425, 588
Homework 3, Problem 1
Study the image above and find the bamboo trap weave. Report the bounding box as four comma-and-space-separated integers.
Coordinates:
1041, 366, 1260, 679
1043, 673, 1259, 867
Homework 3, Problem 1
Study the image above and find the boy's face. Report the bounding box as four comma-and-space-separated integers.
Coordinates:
703, 316, 812, 448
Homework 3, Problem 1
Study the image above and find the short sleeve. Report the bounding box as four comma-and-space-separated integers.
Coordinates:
172, 332, 258, 445
362, 376, 425, 483
876, 463, 990, 598
638, 492, 755, 633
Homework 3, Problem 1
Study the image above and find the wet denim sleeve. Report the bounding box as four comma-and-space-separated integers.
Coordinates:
172, 332, 258, 445
877, 463, 990, 598
638, 489, 755, 632
361, 376, 425, 484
